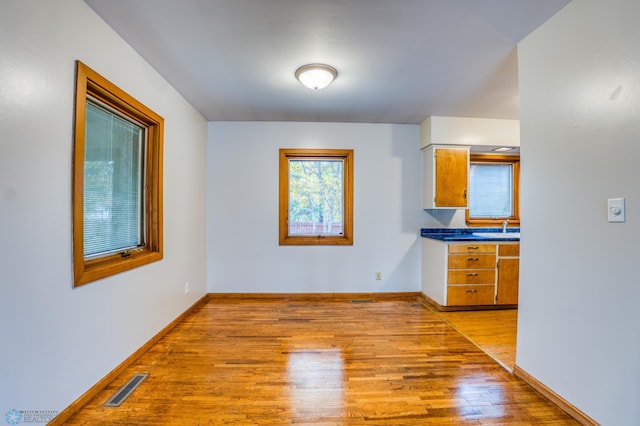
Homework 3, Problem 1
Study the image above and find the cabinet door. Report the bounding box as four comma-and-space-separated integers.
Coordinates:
435, 148, 468, 207
497, 258, 519, 305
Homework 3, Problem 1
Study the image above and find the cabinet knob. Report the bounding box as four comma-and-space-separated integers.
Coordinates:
466, 258, 479, 261
466, 273, 478, 277
465, 288, 478, 293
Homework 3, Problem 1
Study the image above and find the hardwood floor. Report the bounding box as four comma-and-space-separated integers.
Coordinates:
433, 309, 518, 372
64, 298, 578, 425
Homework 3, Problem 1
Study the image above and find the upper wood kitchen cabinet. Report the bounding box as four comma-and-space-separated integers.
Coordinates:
422, 145, 469, 209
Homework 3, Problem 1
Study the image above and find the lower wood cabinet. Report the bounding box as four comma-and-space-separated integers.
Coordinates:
422, 238, 519, 309
497, 244, 520, 305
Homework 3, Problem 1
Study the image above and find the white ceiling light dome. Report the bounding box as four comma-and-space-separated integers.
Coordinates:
295, 64, 338, 90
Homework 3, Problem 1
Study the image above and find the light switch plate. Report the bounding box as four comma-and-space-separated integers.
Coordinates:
607, 198, 625, 223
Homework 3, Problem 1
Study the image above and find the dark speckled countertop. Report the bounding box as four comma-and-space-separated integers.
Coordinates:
421, 227, 520, 242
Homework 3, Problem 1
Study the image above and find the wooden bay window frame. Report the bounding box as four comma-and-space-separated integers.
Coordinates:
72, 61, 163, 286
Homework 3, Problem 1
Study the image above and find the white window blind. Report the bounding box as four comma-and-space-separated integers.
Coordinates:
83, 101, 145, 257
469, 163, 513, 218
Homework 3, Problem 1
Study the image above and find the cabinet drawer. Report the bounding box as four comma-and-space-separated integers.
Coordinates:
448, 254, 496, 269
448, 269, 495, 284
499, 243, 520, 257
449, 244, 496, 254
447, 285, 495, 306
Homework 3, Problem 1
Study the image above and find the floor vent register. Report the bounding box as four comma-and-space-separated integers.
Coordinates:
104, 374, 148, 407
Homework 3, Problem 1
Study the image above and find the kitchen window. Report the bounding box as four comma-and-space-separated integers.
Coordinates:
72, 61, 164, 286
279, 148, 353, 245
466, 154, 520, 226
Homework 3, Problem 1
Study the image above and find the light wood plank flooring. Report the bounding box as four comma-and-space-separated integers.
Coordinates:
433, 309, 518, 372
65, 298, 577, 425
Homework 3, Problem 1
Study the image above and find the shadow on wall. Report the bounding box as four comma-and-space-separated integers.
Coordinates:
424, 209, 465, 228
390, 125, 423, 234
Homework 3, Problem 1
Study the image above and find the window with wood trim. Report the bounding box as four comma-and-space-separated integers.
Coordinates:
279, 148, 353, 245
466, 154, 520, 227
73, 61, 163, 286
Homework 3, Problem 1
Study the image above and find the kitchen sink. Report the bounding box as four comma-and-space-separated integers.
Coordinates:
472, 232, 520, 239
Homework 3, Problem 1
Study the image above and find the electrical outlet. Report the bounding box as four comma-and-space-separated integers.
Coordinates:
375, 272, 382, 280
184, 282, 190, 295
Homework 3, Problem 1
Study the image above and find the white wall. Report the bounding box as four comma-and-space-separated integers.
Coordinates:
0, 1, 208, 420
517, 0, 640, 424
419, 116, 520, 149
207, 122, 424, 293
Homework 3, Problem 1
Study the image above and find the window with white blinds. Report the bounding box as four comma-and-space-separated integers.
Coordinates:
83, 101, 145, 258
73, 61, 163, 287
465, 154, 520, 226
468, 163, 513, 218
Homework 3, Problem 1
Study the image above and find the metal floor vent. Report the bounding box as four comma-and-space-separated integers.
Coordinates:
350, 299, 376, 303
104, 374, 148, 407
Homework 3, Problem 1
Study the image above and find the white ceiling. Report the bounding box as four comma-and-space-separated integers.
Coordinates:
84, 0, 569, 124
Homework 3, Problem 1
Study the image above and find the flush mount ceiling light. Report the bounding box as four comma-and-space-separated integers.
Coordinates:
295, 64, 337, 90
492, 147, 515, 152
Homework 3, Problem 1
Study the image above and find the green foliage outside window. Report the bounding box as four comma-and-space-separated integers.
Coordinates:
288, 159, 344, 235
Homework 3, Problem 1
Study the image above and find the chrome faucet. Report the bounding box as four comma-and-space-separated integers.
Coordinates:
502, 220, 508, 233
